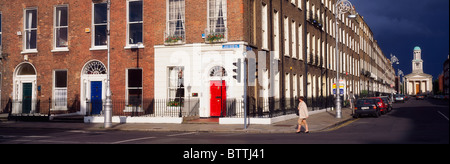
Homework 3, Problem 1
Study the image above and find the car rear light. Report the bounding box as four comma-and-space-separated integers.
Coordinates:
377, 102, 383, 107
373, 106, 377, 109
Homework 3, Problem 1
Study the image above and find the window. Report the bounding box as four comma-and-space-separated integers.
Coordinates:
285, 73, 290, 98
166, 0, 185, 43
54, 70, 67, 110
127, 69, 143, 107
0, 12, 2, 48
168, 67, 184, 104
284, 16, 289, 56
298, 0, 302, 9
273, 10, 280, 60
293, 74, 298, 98
298, 24, 303, 60
54, 5, 68, 50
207, 0, 227, 42
291, 20, 297, 59
24, 8, 37, 51
261, 3, 268, 50
92, 3, 107, 48
127, 0, 143, 46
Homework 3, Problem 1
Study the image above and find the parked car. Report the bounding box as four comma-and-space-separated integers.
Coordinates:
380, 96, 393, 113
395, 94, 405, 103
416, 95, 425, 100
354, 98, 382, 118
371, 97, 388, 114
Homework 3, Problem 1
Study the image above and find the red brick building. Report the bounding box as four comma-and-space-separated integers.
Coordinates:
1, 0, 395, 122
0, 0, 155, 115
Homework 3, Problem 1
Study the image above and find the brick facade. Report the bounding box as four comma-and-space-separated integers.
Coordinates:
0, 0, 395, 116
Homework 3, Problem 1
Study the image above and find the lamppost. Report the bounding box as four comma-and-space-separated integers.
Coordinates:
92, 0, 112, 128
335, 0, 356, 119
390, 54, 400, 93
398, 69, 404, 94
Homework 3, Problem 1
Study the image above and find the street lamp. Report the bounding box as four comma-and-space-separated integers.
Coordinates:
335, 0, 356, 119
390, 54, 400, 93
93, 0, 112, 128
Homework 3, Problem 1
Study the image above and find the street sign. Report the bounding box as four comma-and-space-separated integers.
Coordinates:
333, 80, 346, 95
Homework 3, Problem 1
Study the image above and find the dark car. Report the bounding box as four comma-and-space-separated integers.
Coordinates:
354, 98, 382, 118
416, 95, 425, 100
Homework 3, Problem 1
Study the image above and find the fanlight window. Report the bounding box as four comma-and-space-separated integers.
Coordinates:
17, 63, 36, 75
83, 61, 107, 75
209, 66, 227, 77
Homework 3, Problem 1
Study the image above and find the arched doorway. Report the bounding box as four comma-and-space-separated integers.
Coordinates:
13, 62, 37, 114
80, 60, 107, 115
208, 66, 227, 117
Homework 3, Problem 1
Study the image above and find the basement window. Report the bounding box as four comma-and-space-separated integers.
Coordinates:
127, 69, 143, 108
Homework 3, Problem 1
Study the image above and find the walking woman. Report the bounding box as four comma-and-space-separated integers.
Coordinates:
297, 96, 309, 133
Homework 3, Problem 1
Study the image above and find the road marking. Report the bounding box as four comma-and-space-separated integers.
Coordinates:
112, 136, 156, 144
437, 111, 449, 121
166, 132, 197, 137
67, 130, 106, 134
322, 118, 360, 132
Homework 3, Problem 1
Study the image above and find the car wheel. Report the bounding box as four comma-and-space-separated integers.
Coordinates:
374, 110, 380, 118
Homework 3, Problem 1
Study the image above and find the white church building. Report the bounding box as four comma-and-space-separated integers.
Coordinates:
404, 46, 433, 95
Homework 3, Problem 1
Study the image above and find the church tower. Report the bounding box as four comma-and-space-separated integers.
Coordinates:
412, 46, 423, 73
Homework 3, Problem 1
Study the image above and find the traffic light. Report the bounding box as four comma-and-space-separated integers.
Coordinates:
233, 59, 241, 83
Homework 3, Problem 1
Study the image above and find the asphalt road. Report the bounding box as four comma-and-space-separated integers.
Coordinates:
0, 98, 448, 144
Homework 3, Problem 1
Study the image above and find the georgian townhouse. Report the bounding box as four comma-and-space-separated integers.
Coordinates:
0, 0, 395, 123
0, 0, 155, 116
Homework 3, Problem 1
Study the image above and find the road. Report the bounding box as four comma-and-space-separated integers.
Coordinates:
0, 98, 448, 144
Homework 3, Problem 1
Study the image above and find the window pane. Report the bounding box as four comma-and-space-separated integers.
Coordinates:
26, 30, 37, 49
26, 9, 37, 29
129, 1, 143, 22
129, 23, 143, 44
55, 70, 67, 88
128, 69, 142, 87
55, 88, 67, 107
128, 89, 142, 106
56, 6, 68, 27
94, 25, 107, 46
94, 3, 107, 24
56, 28, 68, 47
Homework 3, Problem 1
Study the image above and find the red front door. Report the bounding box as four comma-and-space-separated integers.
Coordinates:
210, 80, 226, 117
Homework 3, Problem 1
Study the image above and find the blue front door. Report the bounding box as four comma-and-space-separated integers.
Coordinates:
22, 83, 33, 114
91, 81, 103, 115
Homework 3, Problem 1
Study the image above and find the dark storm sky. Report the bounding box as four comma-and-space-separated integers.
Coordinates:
351, 0, 449, 80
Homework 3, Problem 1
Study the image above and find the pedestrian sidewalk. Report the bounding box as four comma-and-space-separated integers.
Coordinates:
0, 108, 354, 134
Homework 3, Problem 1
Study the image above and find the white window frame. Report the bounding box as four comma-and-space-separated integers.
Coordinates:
298, 24, 303, 60
207, 0, 228, 39
23, 8, 38, 54
126, 0, 144, 49
53, 5, 69, 52
166, 0, 186, 44
53, 70, 68, 111
283, 16, 289, 57
91, 2, 108, 50
125, 68, 143, 112
273, 10, 280, 60
167, 66, 185, 104
0, 12, 2, 49
261, 3, 268, 50
291, 20, 297, 59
